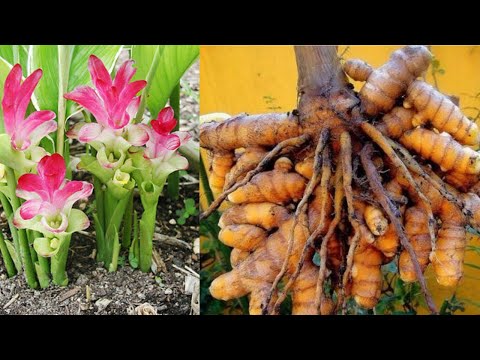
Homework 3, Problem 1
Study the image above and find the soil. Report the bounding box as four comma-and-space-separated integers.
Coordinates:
0, 59, 200, 315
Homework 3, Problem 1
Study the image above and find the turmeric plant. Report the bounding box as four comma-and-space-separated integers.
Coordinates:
0, 45, 199, 289
200, 45, 480, 315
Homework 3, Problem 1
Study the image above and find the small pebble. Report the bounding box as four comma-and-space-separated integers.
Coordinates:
169, 219, 177, 225
164, 288, 173, 295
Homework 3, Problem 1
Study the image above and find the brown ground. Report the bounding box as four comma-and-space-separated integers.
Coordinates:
0, 58, 199, 315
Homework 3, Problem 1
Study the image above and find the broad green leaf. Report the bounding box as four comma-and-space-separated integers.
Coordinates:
0, 45, 29, 75
132, 45, 199, 120
29, 45, 123, 118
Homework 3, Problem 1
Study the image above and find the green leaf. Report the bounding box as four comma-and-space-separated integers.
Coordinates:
185, 198, 196, 211
4, 239, 21, 272
177, 217, 186, 226
29, 45, 123, 119
0, 45, 29, 74
132, 45, 199, 120
129, 244, 139, 269
155, 276, 163, 286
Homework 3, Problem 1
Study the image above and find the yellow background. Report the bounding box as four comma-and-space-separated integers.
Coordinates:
200, 45, 480, 314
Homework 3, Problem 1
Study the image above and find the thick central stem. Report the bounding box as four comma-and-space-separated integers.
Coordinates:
294, 46, 348, 97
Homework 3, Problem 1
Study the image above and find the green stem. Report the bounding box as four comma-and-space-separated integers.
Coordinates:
5, 167, 38, 288
32, 230, 50, 288
122, 191, 134, 249
134, 45, 164, 124
94, 177, 104, 230
134, 210, 140, 261
0, 231, 16, 277
51, 235, 71, 286
167, 82, 181, 200
36, 255, 50, 288
27, 230, 38, 263
12, 45, 19, 64
83, 110, 92, 155
104, 186, 133, 270
200, 156, 215, 205
138, 185, 161, 273
93, 177, 105, 262
0, 193, 20, 262
139, 205, 158, 272
56, 45, 73, 156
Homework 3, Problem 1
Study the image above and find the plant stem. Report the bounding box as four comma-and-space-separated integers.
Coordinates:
0, 193, 20, 262
199, 156, 214, 206
138, 186, 161, 273
5, 167, 38, 288
122, 190, 134, 249
32, 230, 50, 287
83, 110, 92, 155
104, 187, 132, 269
139, 205, 158, 272
0, 231, 16, 277
51, 235, 71, 286
134, 45, 164, 124
56, 45, 73, 156
93, 176, 105, 263
167, 82, 181, 199
36, 255, 50, 288
12, 45, 19, 64
27, 230, 38, 263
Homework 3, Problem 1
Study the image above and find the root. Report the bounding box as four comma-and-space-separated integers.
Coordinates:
338, 131, 361, 313
360, 144, 438, 314
200, 134, 310, 220
265, 129, 329, 314
360, 121, 436, 249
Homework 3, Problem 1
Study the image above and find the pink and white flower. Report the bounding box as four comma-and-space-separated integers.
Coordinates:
143, 107, 191, 179
1, 64, 57, 151
13, 153, 93, 234
64, 55, 149, 169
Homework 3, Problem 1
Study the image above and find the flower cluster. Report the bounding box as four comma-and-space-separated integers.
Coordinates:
65, 55, 148, 169
14, 153, 93, 236
66, 55, 191, 187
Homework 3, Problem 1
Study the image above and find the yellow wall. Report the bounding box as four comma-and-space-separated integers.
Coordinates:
200, 45, 480, 314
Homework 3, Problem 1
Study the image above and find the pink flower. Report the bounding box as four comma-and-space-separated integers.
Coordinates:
64, 55, 148, 141
143, 107, 191, 179
144, 107, 190, 160
14, 153, 93, 234
1, 64, 57, 151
